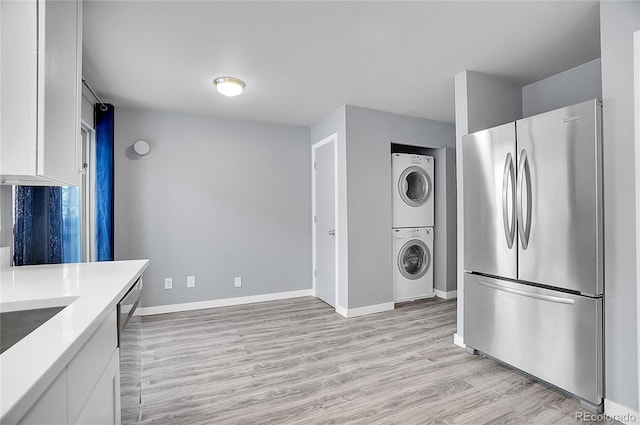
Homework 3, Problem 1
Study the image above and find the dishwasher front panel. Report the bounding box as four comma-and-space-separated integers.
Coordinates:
464, 273, 602, 406
119, 278, 142, 424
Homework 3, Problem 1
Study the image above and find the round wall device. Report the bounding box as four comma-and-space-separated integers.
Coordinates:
133, 140, 151, 156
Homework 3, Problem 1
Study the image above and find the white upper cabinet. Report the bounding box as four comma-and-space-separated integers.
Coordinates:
0, 0, 83, 187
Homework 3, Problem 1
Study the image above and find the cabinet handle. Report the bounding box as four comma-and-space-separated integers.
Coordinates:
502, 153, 516, 249
516, 150, 532, 249
475, 277, 575, 305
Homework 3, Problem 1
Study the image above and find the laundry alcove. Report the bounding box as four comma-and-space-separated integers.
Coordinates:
391, 142, 457, 300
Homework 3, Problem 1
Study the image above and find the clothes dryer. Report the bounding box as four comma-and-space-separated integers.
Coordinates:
392, 153, 434, 227
393, 227, 434, 301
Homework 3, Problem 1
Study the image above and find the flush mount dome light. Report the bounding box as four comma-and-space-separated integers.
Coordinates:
214, 76, 245, 97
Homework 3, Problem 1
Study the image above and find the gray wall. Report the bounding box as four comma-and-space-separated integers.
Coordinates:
465, 73, 524, 133
454, 71, 523, 337
344, 106, 455, 309
601, 1, 640, 412
114, 107, 312, 308
423, 147, 454, 293
445, 147, 457, 293
522, 58, 602, 117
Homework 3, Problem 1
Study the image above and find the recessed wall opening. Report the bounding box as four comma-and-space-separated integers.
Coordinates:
391, 142, 457, 299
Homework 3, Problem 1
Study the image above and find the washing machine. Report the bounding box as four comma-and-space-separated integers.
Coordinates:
392, 153, 434, 228
393, 227, 434, 301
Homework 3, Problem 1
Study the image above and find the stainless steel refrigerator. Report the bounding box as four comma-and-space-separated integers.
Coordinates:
462, 99, 603, 413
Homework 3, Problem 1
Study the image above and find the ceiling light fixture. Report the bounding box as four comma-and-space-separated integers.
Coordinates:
214, 76, 245, 97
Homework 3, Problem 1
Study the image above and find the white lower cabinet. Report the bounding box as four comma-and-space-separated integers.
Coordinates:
18, 308, 120, 425
73, 349, 120, 425
17, 370, 67, 425
67, 310, 117, 423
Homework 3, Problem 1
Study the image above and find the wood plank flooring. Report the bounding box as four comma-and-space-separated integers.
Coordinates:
140, 297, 616, 424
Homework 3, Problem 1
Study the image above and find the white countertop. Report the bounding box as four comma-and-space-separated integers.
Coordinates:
0, 260, 149, 423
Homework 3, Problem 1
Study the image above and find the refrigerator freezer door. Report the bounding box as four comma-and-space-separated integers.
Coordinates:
464, 273, 603, 406
463, 123, 517, 279
516, 100, 603, 295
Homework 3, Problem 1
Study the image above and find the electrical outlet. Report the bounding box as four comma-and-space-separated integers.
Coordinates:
164, 278, 173, 289
187, 275, 196, 288
234, 276, 242, 288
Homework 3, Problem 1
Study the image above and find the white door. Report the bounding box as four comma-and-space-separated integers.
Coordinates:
634, 29, 640, 411
313, 137, 336, 307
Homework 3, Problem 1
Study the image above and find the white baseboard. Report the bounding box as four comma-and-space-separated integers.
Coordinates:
604, 399, 640, 424
435, 289, 458, 300
139, 289, 314, 316
453, 333, 465, 348
335, 302, 395, 318
335, 304, 348, 318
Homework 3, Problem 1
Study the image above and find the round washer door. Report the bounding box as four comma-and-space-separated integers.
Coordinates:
398, 166, 432, 207
398, 239, 431, 280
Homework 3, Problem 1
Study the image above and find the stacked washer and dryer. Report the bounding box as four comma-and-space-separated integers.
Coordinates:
392, 153, 435, 302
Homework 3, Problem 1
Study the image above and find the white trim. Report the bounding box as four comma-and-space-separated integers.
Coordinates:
335, 305, 348, 318
634, 29, 640, 414
454, 333, 465, 348
312, 133, 339, 309
80, 121, 96, 263
334, 302, 395, 318
435, 289, 458, 300
604, 399, 640, 424
139, 289, 314, 316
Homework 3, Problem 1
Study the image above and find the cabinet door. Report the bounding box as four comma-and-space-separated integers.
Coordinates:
73, 349, 121, 425
17, 369, 68, 425
68, 308, 117, 422
38, 0, 82, 186
0, 0, 81, 186
0, 0, 38, 177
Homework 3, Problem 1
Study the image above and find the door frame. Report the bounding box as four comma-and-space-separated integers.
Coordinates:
312, 133, 339, 309
80, 120, 97, 262
633, 29, 640, 411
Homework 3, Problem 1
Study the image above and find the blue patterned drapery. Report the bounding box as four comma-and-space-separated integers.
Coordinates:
95, 103, 115, 261
14, 186, 63, 266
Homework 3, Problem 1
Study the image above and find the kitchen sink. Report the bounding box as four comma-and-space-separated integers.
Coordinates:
0, 307, 66, 354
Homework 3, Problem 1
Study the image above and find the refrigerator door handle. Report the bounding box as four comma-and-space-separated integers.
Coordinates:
517, 150, 532, 249
474, 277, 576, 305
502, 153, 516, 249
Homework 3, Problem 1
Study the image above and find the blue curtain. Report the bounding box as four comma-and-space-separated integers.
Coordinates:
14, 186, 63, 266
95, 104, 114, 261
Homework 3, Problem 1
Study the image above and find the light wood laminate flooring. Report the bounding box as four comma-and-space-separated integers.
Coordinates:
141, 297, 616, 424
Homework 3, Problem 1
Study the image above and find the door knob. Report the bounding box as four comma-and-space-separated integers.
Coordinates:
328, 230, 336, 236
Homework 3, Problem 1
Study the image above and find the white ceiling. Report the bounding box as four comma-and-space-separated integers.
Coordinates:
82, 1, 601, 126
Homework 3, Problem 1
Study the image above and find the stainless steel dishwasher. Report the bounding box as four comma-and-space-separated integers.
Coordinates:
118, 277, 142, 424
